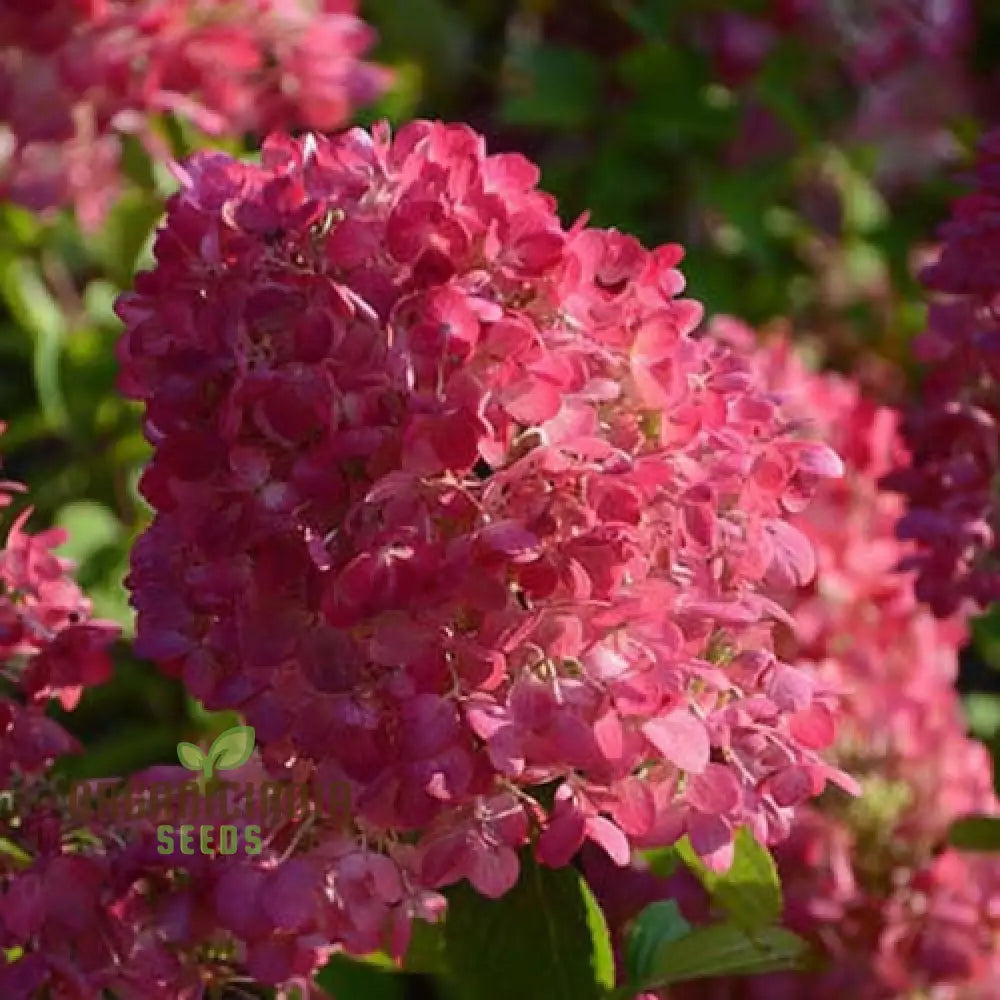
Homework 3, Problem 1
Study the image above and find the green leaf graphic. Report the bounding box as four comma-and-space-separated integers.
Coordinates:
176, 742, 205, 772
207, 725, 256, 774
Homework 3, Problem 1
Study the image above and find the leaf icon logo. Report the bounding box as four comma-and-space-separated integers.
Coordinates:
177, 742, 205, 772
177, 725, 255, 782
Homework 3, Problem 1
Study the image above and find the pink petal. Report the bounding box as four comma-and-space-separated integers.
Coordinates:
594, 709, 624, 761
763, 519, 817, 589
585, 816, 631, 866
502, 378, 562, 424
787, 440, 845, 478
247, 937, 296, 985
642, 709, 711, 774
789, 703, 835, 749
687, 812, 735, 873
767, 663, 814, 713
608, 777, 656, 837
685, 763, 741, 815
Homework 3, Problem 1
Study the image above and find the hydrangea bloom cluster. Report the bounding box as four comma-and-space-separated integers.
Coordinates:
697, 0, 970, 181
701, 0, 969, 88
732, 327, 1000, 998
0, 425, 151, 997
0, 423, 119, 779
0, 0, 389, 226
116, 118, 851, 942
594, 324, 1000, 999
886, 127, 1000, 616
1, 751, 373, 999
0, 426, 361, 997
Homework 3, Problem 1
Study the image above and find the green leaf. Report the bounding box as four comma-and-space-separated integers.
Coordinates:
90, 191, 162, 283
176, 742, 205, 772
642, 846, 679, 878
972, 606, 1000, 672
626, 900, 692, 985
207, 725, 256, 772
0, 254, 68, 430
502, 45, 602, 129
834, 153, 888, 234
54, 500, 123, 566
403, 915, 448, 975
314, 954, 406, 1000
676, 829, 782, 930
642, 923, 812, 987
351, 952, 399, 971
82, 279, 121, 329
0, 836, 33, 871
964, 692, 1000, 741
362, 0, 472, 106
442, 851, 615, 1000
356, 61, 424, 126
948, 815, 1000, 852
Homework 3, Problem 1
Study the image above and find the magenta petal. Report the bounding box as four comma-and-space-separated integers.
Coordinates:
246, 937, 297, 985
263, 860, 319, 933
765, 765, 814, 808
476, 520, 542, 563
536, 808, 587, 868
420, 831, 468, 889
213, 868, 269, 939
468, 844, 520, 898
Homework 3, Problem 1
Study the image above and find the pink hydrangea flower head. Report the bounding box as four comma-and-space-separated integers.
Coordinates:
630, 321, 1000, 1000
117, 121, 849, 978
0, 425, 119, 778
0, 0, 390, 225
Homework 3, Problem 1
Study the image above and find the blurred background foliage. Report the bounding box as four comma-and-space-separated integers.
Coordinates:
3, 0, 1000, 799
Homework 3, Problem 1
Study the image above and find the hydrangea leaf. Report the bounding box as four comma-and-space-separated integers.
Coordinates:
0, 837, 33, 871
54, 500, 123, 566
948, 815, 1000, 852
403, 916, 448, 975
676, 828, 782, 930
639, 923, 812, 988
626, 900, 691, 985
641, 846, 680, 878
502, 45, 601, 130
442, 851, 615, 1000
314, 954, 406, 1000
0, 254, 68, 431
